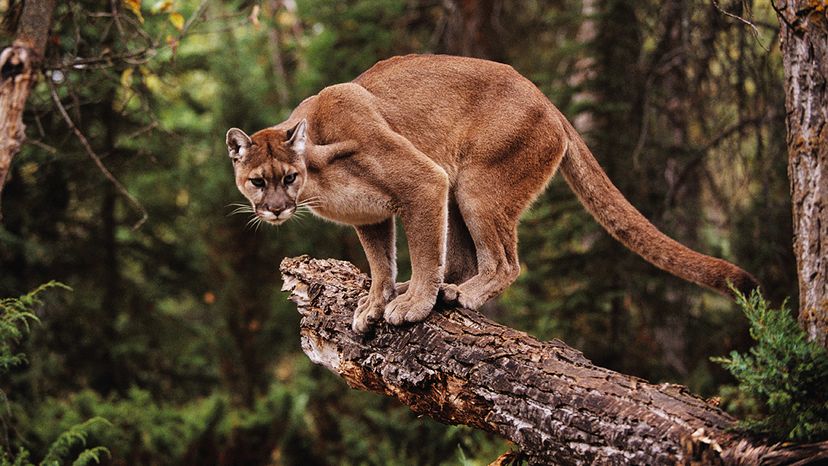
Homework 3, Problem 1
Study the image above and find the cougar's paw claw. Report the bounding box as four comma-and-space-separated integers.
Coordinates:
352, 293, 385, 334
384, 291, 434, 326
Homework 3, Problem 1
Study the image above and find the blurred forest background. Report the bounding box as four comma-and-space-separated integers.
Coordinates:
0, 0, 793, 464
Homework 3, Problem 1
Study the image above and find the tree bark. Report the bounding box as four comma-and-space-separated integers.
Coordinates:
0, 0, 56, 219
280, 256, 828, 465
774, 2, 828, 348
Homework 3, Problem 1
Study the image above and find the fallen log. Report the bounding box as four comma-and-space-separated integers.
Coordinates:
280, 255, 828, 465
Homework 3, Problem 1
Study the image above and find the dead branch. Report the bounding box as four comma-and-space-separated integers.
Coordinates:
711, 0, 769, 51
48, 79, 148, 230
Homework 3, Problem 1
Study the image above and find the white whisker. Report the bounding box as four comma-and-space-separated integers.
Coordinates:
297, 196, 323, 209
228, 206, 254, 216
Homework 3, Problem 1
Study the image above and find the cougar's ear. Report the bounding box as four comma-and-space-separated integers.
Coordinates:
226, 128, 252, 161
285, 119, 307, 157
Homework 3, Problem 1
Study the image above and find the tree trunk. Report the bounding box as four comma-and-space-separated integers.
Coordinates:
774, 2, 828, 348
439, 0, 504, 61
280, 255, 828, 465
567, 0, 599, 135
0, 0, 56, 219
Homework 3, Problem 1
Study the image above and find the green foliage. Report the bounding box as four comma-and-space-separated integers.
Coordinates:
1, 442, 111, 466
297, 0, 408, 88
0, 282, 67, 372
23, 388, 219, 465
40, 418, 110, 466
15, 358, 505, 465
713, 290, 828, 442
0, 449, 31, 466
0, 417, 110, 466
0, 285, 109, 466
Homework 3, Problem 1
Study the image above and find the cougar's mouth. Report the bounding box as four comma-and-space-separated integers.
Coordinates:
257, 206, 296, 225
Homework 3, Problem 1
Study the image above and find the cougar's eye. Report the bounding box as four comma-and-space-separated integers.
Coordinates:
283, 173, 297, 185
250, 178, 265, 188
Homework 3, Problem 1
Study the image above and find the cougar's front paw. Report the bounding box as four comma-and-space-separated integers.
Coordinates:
353, 293, 386, 333
384, 291, 435, 326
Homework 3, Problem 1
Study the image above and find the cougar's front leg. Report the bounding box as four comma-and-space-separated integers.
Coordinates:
353, 218, 396, 333
384, 175, 449, 326
308, 83, 449, 326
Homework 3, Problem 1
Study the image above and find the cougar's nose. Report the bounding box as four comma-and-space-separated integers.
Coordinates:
258, 203, 294, 221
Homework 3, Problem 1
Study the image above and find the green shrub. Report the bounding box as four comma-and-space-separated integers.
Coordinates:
0, 282, 69, 372
23, 388, 220, 466
713, 289, 828, 442
0, 284, 110, 465
1, 417, 110, 466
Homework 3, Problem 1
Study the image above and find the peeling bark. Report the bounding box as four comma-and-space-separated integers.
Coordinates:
774, 2, 828, 348
280, 256, 828, 465
0, 0, 56, 219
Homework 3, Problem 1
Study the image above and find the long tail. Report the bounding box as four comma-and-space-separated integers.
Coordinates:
558, 123, 759, 297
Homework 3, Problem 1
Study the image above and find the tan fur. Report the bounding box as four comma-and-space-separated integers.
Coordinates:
225, 54, 758, 333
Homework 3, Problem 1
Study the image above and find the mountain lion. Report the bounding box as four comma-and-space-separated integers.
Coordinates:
225, 54, 758, 333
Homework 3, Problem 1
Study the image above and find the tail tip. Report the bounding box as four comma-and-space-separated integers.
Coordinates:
728, 271, 761, 298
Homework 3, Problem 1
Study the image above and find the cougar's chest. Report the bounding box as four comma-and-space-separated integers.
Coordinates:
310, 188, 393, 226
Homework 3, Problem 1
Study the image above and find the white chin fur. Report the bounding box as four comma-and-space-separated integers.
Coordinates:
258, 207, 294, 225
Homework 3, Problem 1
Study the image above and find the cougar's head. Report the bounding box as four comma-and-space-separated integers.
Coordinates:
225, 119, 308, 225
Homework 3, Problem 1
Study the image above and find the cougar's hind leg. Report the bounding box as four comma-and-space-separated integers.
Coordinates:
447, 165, 540, 310
446, 106, 566, 309
443, 198, 478, 284
449, 207, 520, 309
